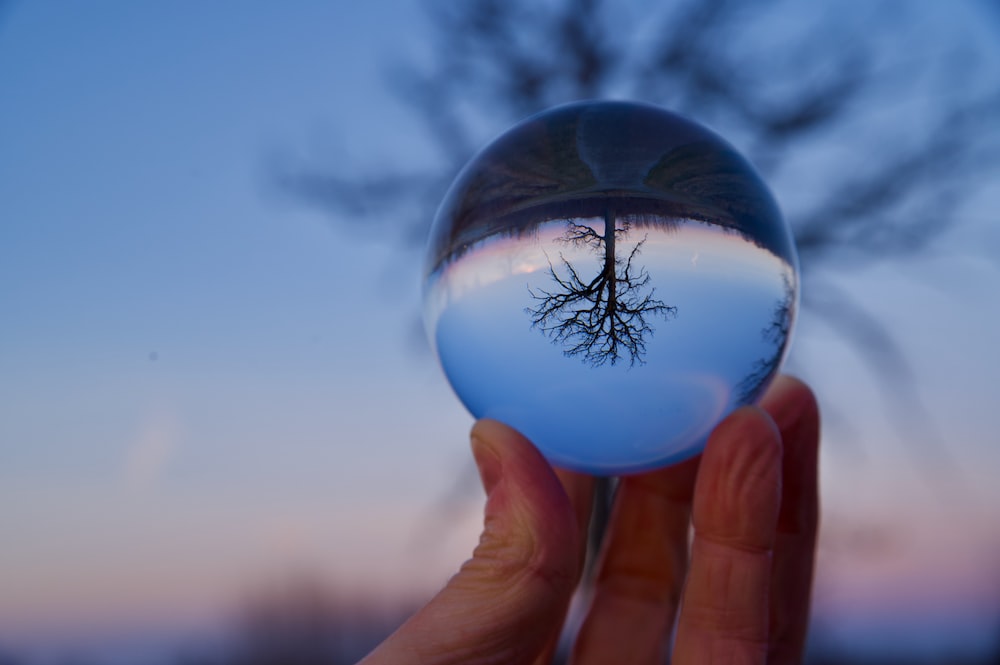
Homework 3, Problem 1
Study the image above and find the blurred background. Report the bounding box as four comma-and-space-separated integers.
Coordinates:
1, 1, 999, 663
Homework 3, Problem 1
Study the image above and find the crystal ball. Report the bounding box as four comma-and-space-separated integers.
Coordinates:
423, 101, 798, 475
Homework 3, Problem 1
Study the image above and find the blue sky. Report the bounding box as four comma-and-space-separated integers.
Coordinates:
1, 1, 1000, 662
0, 2, 474, 657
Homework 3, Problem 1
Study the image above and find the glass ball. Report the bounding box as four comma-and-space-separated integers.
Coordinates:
423, 101, 798, 475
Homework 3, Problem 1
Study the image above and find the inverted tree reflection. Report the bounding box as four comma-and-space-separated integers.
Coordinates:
527, 209, 676, 368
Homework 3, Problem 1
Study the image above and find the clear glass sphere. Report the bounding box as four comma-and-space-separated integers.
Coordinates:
423, 101, 798, 475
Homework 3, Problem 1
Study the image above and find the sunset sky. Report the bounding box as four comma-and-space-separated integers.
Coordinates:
2, 1, 999, 662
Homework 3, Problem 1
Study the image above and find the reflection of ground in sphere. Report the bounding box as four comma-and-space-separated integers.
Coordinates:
423, 101, 798, 475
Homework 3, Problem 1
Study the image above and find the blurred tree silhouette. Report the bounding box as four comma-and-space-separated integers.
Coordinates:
280, 0, 998, 264
274, 2, 1000, 640
226, 582, 347, 665
276, 0, 998, 453
273, 2, 999, 655
177, 578, 411, 665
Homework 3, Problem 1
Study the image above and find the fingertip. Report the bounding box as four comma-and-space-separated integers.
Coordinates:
695, 406, 782, 548
469, 418, 580, 563
470, 419, 567, 504
760, 374, 820, 434
470, 417, 525, 450
470, 422, 505, 496
712, 403, 781, 438
763, 373, 810, 397
705, 405, 783, 471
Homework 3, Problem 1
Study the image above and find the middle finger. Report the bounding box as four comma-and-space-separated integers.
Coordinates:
569, 456, 700, 665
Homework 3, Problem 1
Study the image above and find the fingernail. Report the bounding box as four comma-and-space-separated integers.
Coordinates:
471, 434, 503, 495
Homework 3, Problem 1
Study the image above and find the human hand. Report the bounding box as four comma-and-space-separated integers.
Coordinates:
361, 375, 820, 664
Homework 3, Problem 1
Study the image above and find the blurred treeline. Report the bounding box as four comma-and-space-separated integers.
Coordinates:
276, 0, 1000, 474
1, 578, 998, 664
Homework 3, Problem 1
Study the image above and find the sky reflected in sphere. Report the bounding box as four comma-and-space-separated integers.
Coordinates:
424, 101, 798, 474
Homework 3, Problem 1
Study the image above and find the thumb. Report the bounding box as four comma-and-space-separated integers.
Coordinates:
361, 419, 582, 665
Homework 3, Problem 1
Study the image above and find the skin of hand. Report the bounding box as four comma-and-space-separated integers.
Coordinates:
360, 375, 820, 665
